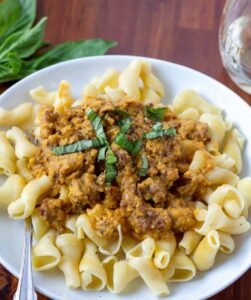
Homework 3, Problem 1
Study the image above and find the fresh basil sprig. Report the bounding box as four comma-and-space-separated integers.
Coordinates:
0, 0, 117, 83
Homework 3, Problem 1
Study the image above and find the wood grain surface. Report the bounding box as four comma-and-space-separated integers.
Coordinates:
0, 0, 250, 299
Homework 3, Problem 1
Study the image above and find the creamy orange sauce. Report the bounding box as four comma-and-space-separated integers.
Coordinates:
28, 97, 212, 241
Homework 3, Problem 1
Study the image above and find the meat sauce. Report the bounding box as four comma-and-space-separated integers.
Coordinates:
28, 97, 211, 241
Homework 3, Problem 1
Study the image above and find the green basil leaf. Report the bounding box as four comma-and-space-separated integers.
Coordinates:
143, 128, 176, 140
152, 121, 163, 131
114, 109, 129, 117
0, 0, 36, 42
144, 106, 167, 122
106, 148, 117, 164
105, 161, 117, 185
86, 108, 108, 144
0, 17, 47, 61
51, 139, 100, 155
131, 140, 142, 155
118, 118, 131, 133
98, 146, 108, 161
28, 39, 118, 70
138, 155, 148, 177
0, 0, 21, 37
114, 133, 134, 153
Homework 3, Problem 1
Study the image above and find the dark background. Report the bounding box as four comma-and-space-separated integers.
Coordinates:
0, 1, 250, 299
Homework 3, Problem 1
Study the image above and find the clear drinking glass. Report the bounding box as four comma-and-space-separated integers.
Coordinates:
219, 0, 251, 94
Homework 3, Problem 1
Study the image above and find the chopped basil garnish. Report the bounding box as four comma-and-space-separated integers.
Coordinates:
143, 128, 176, 140
52, 138, 100, 155
114, 133, 142, 155
98, 146, 108, 161
131, 140, 142, 155
105, 162, 117, 185
86, 108, 108, 145
138, 155, 148, 177
114, 109, 129, 117
118, 117, 131, 133
144, 106, 167, 122
106, 148, 117, 164
105, 148, 117, 185
152, 122, 163, 131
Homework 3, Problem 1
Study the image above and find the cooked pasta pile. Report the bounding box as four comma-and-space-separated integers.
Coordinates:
0, 60, 250, 296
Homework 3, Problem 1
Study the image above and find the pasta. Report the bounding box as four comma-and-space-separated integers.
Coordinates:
195, 203, 250, 235
7, 127, 38, 159
218, 232, 235, 254
179, 230, 202, 255
237, 177, 251, 217
162, 249, 196, 282
79, 240, 106, 291
0, 132, 16, 175
77, 214, 122, 255
173, 90, 220, 115
53, 80, 74, 112
207, 184, 245, 218
32, 229, 61, 271
8, 175, 52, 219
153, 236, 176, 269
192, 230, 220, 271
31, 208, 49, 240
127, 238, 169, 296
0, 174, 26, 206
29, 86, 56, 105
0, 103, 32, 125
55, 233, 84, 288
223, 129, 245, 173
0, 60, 250, 298
16, 159, 34, 182
199, 113, 226, 153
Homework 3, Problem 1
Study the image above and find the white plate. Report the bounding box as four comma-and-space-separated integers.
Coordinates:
0, 55, 250, 300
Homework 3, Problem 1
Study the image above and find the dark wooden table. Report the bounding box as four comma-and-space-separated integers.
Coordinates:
0, 0, 250, 299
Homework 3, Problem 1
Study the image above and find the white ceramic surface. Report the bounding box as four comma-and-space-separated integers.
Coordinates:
0, 55, 250, 300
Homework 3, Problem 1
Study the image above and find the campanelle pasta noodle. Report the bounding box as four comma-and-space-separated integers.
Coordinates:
32, 229, 61, 271
172, 90, 221, 115
192, 230, 220, 271
218, 232, 235, 254
7, 127, 38, 159
223, 128, 245, 173
53, 80, 74, 113
8, 175, 52, 219
195, 203, 250, 235
0, 102, 32, 125
237, 177, 251, 217
127, 238, 169, 296
79, 240, 107, 291
56, 233, 84, 289
77, 214, 122, 255
199, 113, 226, 153
153, 236, 176, 269
0, 132, 16, 175
0, 174, 26, 206
0, 60, 250, 298
30, 86, 56, 105
162, 249, 196, 282
179, 230, 202, 255
31, 208, 49, 240
207, 184, 245, 218
16, 159, 34, 182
